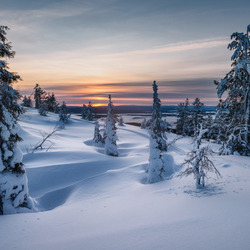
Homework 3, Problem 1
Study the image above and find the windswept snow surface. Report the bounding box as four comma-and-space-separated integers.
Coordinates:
1, 108, 250, 250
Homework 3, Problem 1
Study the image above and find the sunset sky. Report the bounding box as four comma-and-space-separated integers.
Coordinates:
2, 0, 250, 106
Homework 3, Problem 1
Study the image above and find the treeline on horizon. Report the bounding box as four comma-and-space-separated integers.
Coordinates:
66, 104, 216, 114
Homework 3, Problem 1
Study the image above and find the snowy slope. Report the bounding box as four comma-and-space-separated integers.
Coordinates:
1, 108, 250, 250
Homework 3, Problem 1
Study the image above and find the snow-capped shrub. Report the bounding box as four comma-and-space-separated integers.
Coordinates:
59, 102, 70, 127
179, 127, 221, 188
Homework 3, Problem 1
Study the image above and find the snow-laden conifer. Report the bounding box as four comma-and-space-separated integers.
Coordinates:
87, 101, 94, 121
191, 97, 205, 136
81, 104, 88, 119
22, 95, 32, 107
176, 98, 192, 136
104, 95, 118, 156
39, 102, 48, 116
59, 101, 70, 127
34, 83, 46, 109
208, 99, 226, 143
179, 126, 221, 188
0, 26, 32, 214
147, 81, 167, 183
93, 121, 104, 145
150, 81, 167, 151
214, 25, 250, 155
46, 93, 58, 112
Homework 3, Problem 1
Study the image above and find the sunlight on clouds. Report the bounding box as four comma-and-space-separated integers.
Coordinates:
102, 38, 228, 57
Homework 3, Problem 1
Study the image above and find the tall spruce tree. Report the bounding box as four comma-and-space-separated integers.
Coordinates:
81, 104, 88, 119
147, 81, 167, 183
150, 81, 167, 151
46, 93, 58, 112
104, 95, 118, 156
214, 25, 250, 155
34, 83, 46, 109
0, 26, 32, 214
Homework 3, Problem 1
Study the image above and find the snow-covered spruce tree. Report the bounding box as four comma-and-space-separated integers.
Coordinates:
209, 99, 227, 143
22, 95, 32, 107
214, 25, 250, 156
150, 81, 167, 151
191, 97, 205, 137
176, 98, 192, 136
104, 95, 118, 156
59, 101, 70, 127
0, 26, 32, 214
46, 93, 58, 112
203, 112, 214, 139
93, 121, 104, 145
179, 126, 221, 188
34, 83, 46, 109
39, 102, 48, 116
87, 101, 94, 121
81, 104, 88, 119
147, 81, 167, 183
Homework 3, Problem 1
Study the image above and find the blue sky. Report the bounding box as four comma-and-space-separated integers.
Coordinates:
1, 0, 250, 105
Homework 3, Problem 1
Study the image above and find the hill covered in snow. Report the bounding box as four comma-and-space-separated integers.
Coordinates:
1, 108, 250, 250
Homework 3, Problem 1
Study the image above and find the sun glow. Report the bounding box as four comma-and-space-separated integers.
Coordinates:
92, 103, 106, 107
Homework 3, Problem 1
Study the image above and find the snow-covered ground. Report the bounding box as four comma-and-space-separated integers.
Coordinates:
1, 108, 250, 250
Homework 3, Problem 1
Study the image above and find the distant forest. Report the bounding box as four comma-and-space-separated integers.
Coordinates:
68, 105, 216, 114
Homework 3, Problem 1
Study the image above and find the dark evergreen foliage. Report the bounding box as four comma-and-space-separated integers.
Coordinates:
214, 25, 250, 155
0, 26, 32, 214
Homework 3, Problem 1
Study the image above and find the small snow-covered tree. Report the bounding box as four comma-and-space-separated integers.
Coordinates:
179, 126, 221, 188
214, 25, 250, 155
93, 121, 104, 145
140, 118, 151, 129
147, 81, 168, 183
208, 99, 226, 143
191, 97, 205, 136
104, 95, 118, 156
59, 101, 70, 127
34, 83, 46, 109
39, 102, 48, 116
22, 95, 32, 107
0, 26, 32, 214
140, 118, 147, 128
118, 116, 124, 126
